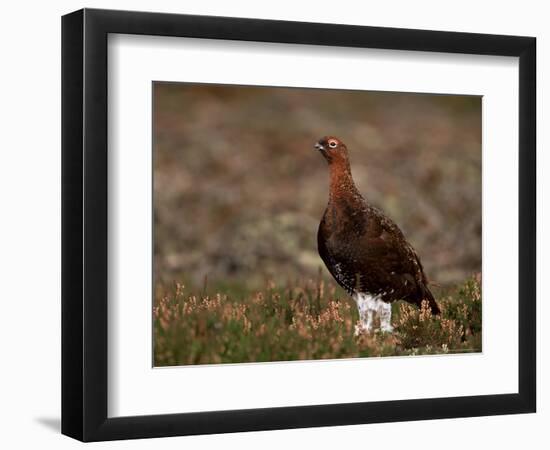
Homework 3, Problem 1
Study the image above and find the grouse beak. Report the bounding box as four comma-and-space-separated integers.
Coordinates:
314, 142, 325, 151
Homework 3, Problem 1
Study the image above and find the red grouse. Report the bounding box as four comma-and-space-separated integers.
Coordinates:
315, 136, 440, 334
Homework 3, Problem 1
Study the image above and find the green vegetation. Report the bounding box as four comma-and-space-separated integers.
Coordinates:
154, 274, 481, 366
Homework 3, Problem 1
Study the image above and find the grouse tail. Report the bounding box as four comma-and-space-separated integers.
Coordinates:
422, 285, 441, 316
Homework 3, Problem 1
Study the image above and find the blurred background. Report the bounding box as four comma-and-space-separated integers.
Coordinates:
153, 83, 481, 291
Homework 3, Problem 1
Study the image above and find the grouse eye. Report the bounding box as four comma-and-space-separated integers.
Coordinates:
328, 140, 338, 148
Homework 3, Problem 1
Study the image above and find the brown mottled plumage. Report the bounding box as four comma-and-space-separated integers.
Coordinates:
315, 136, 440, 330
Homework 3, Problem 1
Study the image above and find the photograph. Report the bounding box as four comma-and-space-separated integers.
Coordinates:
152, 83, 482, 367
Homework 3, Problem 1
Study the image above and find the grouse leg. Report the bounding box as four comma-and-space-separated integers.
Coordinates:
353, 293, 377, 335
378, 300, 394, 333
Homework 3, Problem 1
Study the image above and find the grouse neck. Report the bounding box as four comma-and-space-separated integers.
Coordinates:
328, 160, 361, 202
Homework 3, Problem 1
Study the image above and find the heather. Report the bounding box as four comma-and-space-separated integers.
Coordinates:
154, 274, 481, 366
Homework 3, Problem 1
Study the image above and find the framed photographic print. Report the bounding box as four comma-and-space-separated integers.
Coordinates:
61, 8, 536, 442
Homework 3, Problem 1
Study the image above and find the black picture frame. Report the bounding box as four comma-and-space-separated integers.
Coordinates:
62, 8, 536, 442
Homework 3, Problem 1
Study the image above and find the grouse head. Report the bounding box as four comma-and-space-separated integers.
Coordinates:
314, 136, 349, 165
